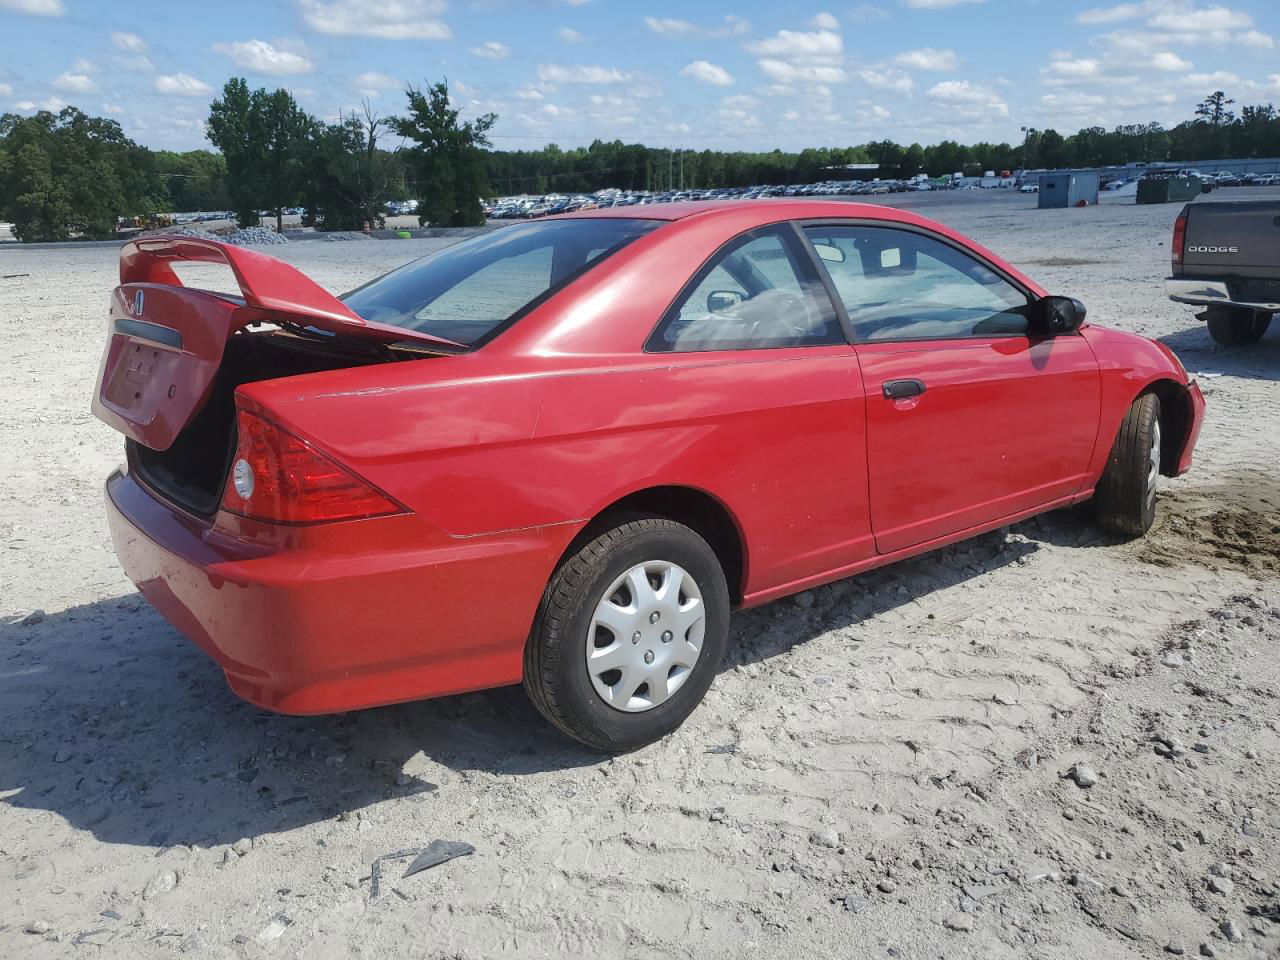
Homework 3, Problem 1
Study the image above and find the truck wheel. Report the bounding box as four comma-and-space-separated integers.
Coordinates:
1094, 393, 1162, 538
524, 517, 730, 752
1205, 307, 1271, 346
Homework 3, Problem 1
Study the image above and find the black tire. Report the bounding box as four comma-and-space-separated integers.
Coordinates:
1094, 392, 1162, 538
1205, 306, 1271, 346
524, 517, 730, 752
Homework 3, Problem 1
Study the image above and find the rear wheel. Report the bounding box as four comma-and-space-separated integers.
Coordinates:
1204, 306, 1271, 346
1094, 393, 1162, 538
524, 517, 730, 752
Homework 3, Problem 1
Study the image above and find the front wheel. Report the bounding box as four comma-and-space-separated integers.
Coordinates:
1204, 306, 1271, 346
1094, 393, 1162, 538
524, 517, 730, 752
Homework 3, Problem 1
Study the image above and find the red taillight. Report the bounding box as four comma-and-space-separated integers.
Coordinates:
1171, 211, 1187, 264
221, 409, 404, 524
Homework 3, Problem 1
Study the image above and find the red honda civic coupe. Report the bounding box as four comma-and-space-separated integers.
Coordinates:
95, 200, 1204, 751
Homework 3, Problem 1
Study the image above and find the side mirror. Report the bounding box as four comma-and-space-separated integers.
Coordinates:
706, 290, 745, 313
1036, 295, 1086, 334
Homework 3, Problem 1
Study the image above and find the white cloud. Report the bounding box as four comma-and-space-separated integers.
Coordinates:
1148, 6, 1250, 32
748, 29, 842, 60
470, 41, 510, 59
927, 79, 1008, 117
353, 71, 399, 96
536, 63, 630, 85
1039, 91, 1107, 110
0, 82, 11, 96
1045, 58, 1103, 80
848, 4, 890, 21
558, 27, 584, 43
761, 59, 848, 84
53, 71, 96, 93
110, 31, 147, 52
1184, 70, 1241, 88
1149, 50, 1191, 71
154, 73, 213, 96
115, 54, 155, 73
644, 15, 749, 38
680, 60, 734, 87
715, 15, 751, 36
14, 96, 67, 111
515, 87, 544, 100
213, 39, 314, 75
644, 16, 697, 36
1076, 2, 1150, 24
101, 102, 124, 114
808, 12, 840, 30
1238, 30, 1274, 49
0, 0, 64, 15
904, 0, 985, 7
856, 67, 913, 93
893, 47, 959, 70
296, 0, 450, 40
748, 24, 846, 84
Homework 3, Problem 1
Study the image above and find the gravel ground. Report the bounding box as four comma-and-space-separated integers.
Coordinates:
1, 189, 1279, 959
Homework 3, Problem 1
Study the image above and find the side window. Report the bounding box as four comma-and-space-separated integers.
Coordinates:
647, 226, 841, 352
803, 226, 1031, 342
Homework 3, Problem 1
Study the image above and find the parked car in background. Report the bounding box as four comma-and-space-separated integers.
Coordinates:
1166, 199, 1279, 345
95, 201, 1203, 750
1018, 181, 1039, 194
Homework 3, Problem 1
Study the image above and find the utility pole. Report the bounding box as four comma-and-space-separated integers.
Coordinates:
679, 148, 684, 190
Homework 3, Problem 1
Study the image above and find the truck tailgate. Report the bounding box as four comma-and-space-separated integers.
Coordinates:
1181, 201, 1280, 279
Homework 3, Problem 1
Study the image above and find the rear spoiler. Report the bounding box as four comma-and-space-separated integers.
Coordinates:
119, 236, 465, 351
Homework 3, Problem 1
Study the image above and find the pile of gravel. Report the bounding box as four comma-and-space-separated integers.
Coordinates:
321, 231, 372, 242
173, 226, 289, 246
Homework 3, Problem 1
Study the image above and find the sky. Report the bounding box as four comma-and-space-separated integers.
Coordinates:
1, 0, 1278, 154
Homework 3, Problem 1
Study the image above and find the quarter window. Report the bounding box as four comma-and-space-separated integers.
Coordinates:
802, 226, 1031, 342
647, 226, 841, 352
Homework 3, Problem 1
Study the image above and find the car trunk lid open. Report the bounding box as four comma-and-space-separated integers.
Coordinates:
94, 236, 459, 518
93, 235, 461, 453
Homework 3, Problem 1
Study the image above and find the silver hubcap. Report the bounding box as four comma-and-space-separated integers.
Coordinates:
1147, 418, 1161, 509
586, 560, 705, 713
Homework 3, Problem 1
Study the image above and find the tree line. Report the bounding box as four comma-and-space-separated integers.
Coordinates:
1, 87, 1277, 242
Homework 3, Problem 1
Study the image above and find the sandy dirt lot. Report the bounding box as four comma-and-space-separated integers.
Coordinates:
1, 190, 1279, 959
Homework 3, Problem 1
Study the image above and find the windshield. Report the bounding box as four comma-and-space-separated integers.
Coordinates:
343, 218, 662, 347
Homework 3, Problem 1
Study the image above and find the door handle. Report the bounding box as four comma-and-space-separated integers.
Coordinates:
882, 378, 926, 400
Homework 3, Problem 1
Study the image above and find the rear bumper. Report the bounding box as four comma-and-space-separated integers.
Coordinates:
1165, 277, 1280, 313
106, 470, 578, 714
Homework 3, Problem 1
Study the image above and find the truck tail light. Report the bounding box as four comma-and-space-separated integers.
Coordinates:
221, 408, 405, 524
1171, 210, 1187, 264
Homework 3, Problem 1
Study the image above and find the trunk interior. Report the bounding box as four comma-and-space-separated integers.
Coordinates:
130, 331, 398, 517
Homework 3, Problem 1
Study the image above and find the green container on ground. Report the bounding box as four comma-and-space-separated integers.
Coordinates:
1137, 176, 1200, 204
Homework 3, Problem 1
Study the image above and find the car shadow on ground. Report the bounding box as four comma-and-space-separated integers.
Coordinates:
1157, 325, 1280, 383
0, 506, 1102, 850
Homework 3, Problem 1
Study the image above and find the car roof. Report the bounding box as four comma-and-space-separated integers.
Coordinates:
553, 198, 914, 224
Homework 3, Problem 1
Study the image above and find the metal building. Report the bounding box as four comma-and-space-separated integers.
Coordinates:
1037, 172, 1100, 209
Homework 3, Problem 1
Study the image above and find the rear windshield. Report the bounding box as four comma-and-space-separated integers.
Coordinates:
343, 218, 662, 347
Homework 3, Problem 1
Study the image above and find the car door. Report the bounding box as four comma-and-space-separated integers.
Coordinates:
642, 224, 876, 590
802, 223, 1101, 555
